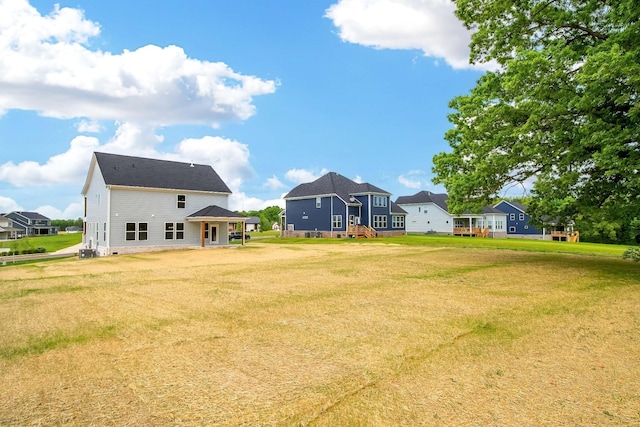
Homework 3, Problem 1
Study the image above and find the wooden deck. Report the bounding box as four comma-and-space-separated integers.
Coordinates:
551, 231, 580, 242
347, 225, 376, 239
453, 227, 490, 237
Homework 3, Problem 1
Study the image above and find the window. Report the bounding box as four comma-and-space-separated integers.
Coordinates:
176, 222, 184, 240
524, 225, 529, 230
139, 223, 148, 240
332, 215, 342, 229
373, 215, 387, 228
125, 222, 147, 241
509, 226, 516, 233
177, 194, 186, 209
373, 196, 387, 207
392, 215, 404, 228
519, 213, 525, 221
125, 223, 136, 241
316, 197, 321, 208
495, 220, 504, 230
103, 223, 107, 242
204, 223, 209, 239
165, 222, 174, 239
510, 213, 515, 221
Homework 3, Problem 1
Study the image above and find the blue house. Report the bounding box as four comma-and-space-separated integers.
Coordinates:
493, 200, 542, 237
283, 172, 406, 238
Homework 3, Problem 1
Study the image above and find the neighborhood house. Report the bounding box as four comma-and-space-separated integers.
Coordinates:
2, 211, 58, 238
81, 152, 245, 256
282, 172, 406, 238
395, 191, 507, 238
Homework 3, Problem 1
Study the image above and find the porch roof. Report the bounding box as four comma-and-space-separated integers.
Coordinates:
186, 205, 246, 222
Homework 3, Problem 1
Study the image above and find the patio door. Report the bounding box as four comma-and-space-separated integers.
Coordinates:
210, 224, 218, 244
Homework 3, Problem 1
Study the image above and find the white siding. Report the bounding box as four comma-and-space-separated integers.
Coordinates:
401, 203, 453, 234
108, 188, 228, 252
83, 165, 109, 254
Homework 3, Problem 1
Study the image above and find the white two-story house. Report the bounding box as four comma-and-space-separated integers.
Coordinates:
81, 152, 246, 256
396, 191, 507, 238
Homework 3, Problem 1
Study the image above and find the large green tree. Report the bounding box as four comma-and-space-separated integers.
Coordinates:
433, 0, 640, 241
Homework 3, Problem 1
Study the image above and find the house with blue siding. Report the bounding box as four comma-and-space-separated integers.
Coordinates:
493, 200, 543, 238
282, 172, 406, 238
81, 152, 245, 256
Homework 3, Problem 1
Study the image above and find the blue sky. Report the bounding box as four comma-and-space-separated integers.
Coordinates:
0, 0, 488, 219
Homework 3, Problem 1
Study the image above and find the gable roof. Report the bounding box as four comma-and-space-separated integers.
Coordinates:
6, 211, 51, 221
494, 200, 528, 213
396, 191, 504, 215
284, 172, 389, 202
395, 191, 449, 212
187, 205, 244, 219
87, 152, 231, 194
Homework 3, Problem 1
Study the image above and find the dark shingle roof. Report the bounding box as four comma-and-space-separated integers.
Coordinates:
396, 191, 503, 215
188, 205, 244, 218
495, 200, 528, 213
390, 201, 407, 215
284, 172, 389, 201
8, 211, 50, 220
94, 152, 231, 193
395, 191, 449, 212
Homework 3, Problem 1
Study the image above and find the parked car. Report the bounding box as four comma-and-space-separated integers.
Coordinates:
229, 231, 250, 240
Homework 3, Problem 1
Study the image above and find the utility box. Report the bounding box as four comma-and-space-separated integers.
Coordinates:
79, 249, 96, 259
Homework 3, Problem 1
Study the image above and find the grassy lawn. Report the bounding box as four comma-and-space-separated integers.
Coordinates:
1, 239, 639, 425
0, 232, 82, 253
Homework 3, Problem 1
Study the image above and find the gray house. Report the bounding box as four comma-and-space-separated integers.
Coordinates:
3, 211, 58, 237
0, 214, 21, 239
81, 152, 245, 256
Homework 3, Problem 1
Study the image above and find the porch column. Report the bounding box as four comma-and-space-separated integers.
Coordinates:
200, 221, 205, 248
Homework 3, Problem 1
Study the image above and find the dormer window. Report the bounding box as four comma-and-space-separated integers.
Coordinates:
177, 194, 186, 209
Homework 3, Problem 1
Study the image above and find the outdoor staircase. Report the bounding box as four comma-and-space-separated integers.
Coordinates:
348, 225, 377, 238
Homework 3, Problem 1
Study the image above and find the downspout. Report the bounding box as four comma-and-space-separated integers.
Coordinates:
368, 194, 372, 228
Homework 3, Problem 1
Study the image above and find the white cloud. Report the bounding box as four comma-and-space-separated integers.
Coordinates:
229, 192, 285, 212
36, 202, 83, 221
174, 135, 256, 193
285, 168, 329, 184
76, 120, 104, 133
0, 135, 100, 186
398, 169, 431, 189
353, 175, 363, 183
264, 175, 285, 190
0, 0, 276, 126
0, 196, 21, 213
325, 0, 493, 70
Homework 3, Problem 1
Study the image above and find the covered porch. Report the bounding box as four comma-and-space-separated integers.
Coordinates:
453, 216, 489, 237
187, 205, 247, 247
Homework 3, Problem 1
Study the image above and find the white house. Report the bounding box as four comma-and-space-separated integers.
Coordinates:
81, 152, 246, 256
396, 191, 507, 238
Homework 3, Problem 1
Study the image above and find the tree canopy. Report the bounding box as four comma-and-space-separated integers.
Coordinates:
432, 0, 640, 242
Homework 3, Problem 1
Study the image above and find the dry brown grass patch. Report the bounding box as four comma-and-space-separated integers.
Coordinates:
1, 243, 639, 425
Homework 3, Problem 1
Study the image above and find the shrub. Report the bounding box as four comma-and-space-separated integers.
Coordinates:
622, 247, 640, 262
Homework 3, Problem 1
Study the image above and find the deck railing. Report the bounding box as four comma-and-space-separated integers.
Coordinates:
453, 227, 490, 237
347, 225, 376, 238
